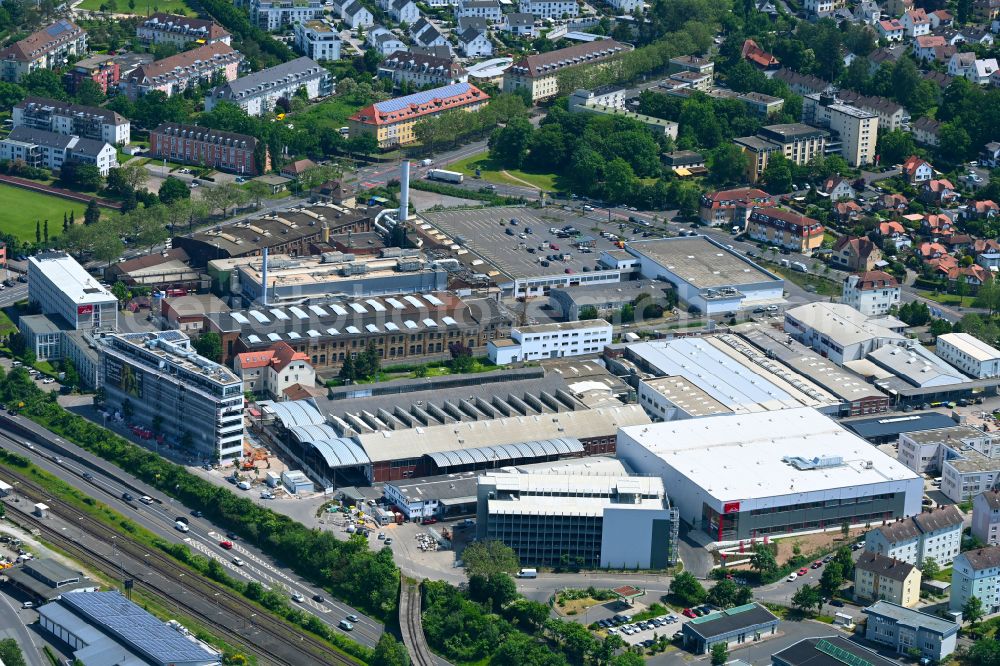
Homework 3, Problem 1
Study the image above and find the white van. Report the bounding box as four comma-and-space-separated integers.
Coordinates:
517, 568, 537, 578
175, 521, 189, 533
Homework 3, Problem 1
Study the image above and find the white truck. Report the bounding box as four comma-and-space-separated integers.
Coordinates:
421, 158, 433, 166
427, 169, 464, 184
517, 568, 538, 578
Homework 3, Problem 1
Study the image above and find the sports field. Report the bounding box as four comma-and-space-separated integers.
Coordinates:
0, 183, 90, 241
76, 0, 196, 15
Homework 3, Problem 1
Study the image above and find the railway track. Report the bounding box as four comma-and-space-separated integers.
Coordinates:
403, 582, 435, 666
0, 464, 360, 666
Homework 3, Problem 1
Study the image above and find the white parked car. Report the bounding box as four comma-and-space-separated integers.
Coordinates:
787, 572, 798, 581
237, 481, 251, 490
233, 557, 244, 566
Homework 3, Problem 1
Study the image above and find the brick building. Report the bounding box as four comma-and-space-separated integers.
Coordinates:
149, 123, 267, 177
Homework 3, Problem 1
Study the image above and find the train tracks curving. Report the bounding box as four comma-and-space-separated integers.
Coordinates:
0, 464, 360, 666
402, 582, 436, 666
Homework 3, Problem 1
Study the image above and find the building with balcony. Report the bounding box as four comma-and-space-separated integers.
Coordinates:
136, 13, 231, 46
13, 97, 130, 145
1, 20, 87, 83
842, 271, 900, 316
242, 0, 324, 31
294, 20, 342, 61
123, 42, 242, 99
746, 207, 825, 254
735, 124, 830, 182
503, 39, 630, 102
64, 55, 119, 95
0, 127, 117, 175
205, 57, 331, 116
378, 51, 467, 89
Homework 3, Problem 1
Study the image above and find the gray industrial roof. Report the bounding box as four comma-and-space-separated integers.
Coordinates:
386, 471, 479, 502
625, 236, 779, 289
287, 424, 371, 467
262, 399, 325, 427
843, 412, 956, 440
427, 437, 583, 468
684, 603, 778, 639
863, 601, 958, 635
58, 591, 221, 665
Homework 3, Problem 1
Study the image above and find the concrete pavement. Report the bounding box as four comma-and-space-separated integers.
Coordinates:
0, 593, 46, 666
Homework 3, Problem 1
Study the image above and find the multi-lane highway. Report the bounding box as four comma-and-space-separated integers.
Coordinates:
0, 415, 384, 649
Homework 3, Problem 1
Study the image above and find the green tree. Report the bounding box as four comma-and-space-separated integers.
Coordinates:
193, 332, 223, 362
21, 68, 65, 100
603, 157, 638, 204
159, 176, 191, 204
245, 180, 271, 207
488, 117, 533, 169
750, 545, 778, 579
469, 572, 518, 613
706, 578, 743, 608
75, 78, 106, 107
504, 598, 551, 631
877, 130, 917, 167
791, 584, 823, 614
834, 545, 854, 579
669, 571, 707, 606
84, 199, 101, 225
964, 595, 984, 625
448, 341, 474, 373
62, 358, 80, 389
0, 639, 27, 666
761, 154, 794, 194
490, 633, 567, 666
462, 539, 520, 578
819, 561, 845, 598
975, 276, 1000, 315
371, 634, 410, 666
938, 122, 972, 164
921, 557, 940, 580
968, 637, 1000, 666
710, 642, 729, 666
578, 305, 599, 320
707, 144, 749, 185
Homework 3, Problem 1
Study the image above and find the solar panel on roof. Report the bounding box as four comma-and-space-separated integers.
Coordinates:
330, 304, 348, 315
288, 331, 301, 339
386, 298, 405, 309
373, 82, 472, 113
289, 306, 309, 319
270, 308, 290, 320
365, 299, 387, 312
404, 295, 425, 308
267, 332, 281, 341
231, 312, 250, 324
249, 310, 269, 323
424, 294, 444, 306
349, 302, 367, 313
308, 305, 328, 316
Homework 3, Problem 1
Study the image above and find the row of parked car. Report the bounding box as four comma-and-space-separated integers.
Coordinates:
601, 612, 680, 636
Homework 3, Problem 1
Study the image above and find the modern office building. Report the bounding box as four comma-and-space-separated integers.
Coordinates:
0, 127, 117, 175
503, 40, 630, 102
853, 552, 921, 607
784, 302, 906, 364
972, 490, 1000, 546
149, 123, 267, 176
294, 20, 342, 61
680, 604, 780, 655
487, 320, 612, 365
123, 42, 242, 99
617, 407, 923, 542
842, 271, 901, 316
13, 98, 131, 145
0, 20, 88, 82
98, 331, 245, 465
897, 424, 996, 475
950, 546, 1000, 614
625, 236, 785, 314
746, 207, 825, 254
862, 601, 958, 662
800, 93, 879, 166
136, 13, 231, 46
864, 505, 964, 566
476, 469, 679, 569
348, 82, 489, 148
38, 591, 221, 666
205, 57, 331, 116
935, 333, 1000, 379
28, 252, 117, 331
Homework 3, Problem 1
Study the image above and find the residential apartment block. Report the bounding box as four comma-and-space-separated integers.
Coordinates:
64, 55, 119, 95
503, 40, 630, 102
1, 20, 87, 83
863, 602, 958, 662
854, 552, 921, 607
99, 331, 245, 465
294, 20, 342, 61
487, 320, 612, 365
123, 42, 242, 99
13, 98, 130, 145
136, 13, 231, 46
518, 0, 578, 16
377, 51, 467, 89
0, 127, 117, 175
205, 57, 330, 116
734, 123, 829, 182
149, 123, 267, 176
935, 333, 1000, 379
950, 546, 1000, 615
698, 187, 776, 227
746, 207, 825, 255
864, 505, 964, 566
973, 490, 1000, 546
242, 0, 324, 31
348, 82, 489, 148
801, 93, 878, 166
457, 0, 503, 20
842, 271, 900, 316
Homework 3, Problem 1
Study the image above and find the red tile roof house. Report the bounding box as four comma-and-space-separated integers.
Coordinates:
832, 236, 883, 272
919, 241, 948, 260
920, 179, 959, 205
963, 200, 1000, 220
902, 155, 934, 183
233, 341, 315, 400
948, 264, 988, 289
921, 212, 956, 237
698, 187, 775, 226
876, 193, 909, 213
834, 200, 864, 222
280, 158, 317, 179
929, 253, 958, 277
741, 39, 780, 70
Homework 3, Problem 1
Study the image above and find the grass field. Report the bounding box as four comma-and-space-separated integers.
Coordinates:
0, 184, 89, 242
450, 151, 561, 191
76, 0, 196, 14
917, 289, 977, 308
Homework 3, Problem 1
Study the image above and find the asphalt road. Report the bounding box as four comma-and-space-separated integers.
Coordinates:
0, 591, 45, 666
0, 418, 384, 649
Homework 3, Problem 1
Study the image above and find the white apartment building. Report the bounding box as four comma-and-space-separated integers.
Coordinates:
864, 505, 964, 566
457, 0, 503, 21
458, 30, 492, 57
243, 0, 324, 31
12, 98, 130, 146
389, 0, 420, 23
897, 425, 995, 476
378, 51, 467, 88
607, 0, 642, 12
935, 333, 1000, 379
233, 342, 316, 400
804, 0, 836, 16
972, 490, 1000, 546
294, 20, 342, 61
205, 57, 331, 116
28, 252, 118, 331
801, 95, 879, 167
340, 0, 375, 28
950, 546, 1000, 615
519, 0, 579, 17
0, 20, 88, 83
569, 85, 627, 109
0, 127, 117, 176
488, 320, 612, 364
842, 271, 901, 316
136, 13, 231, 46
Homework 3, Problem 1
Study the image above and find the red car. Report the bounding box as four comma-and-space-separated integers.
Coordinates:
811, 561, 823, 569
798, 568, 809, 576
682, 608, 697, 618
219, 540, 234, 550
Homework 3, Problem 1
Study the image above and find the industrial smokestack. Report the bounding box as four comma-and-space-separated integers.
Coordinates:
399, 160, 410, 223
261, 247, 268, 307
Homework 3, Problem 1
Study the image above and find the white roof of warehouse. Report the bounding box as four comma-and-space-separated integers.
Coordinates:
937, 333, 1000, 362
30, 252, 116, 305
620, 407, 919, 501
786, 302, 905, 347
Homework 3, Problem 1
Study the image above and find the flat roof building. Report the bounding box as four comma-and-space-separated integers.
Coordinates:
784, 302, 906, 364
28, 252, 117, 331
862, 601, 958, 661
868, 343, 968, 389
773, 636, 899, 666
488, 319, 613, 365
935, 333, 1000, 379
383, 472, 479, 520
843, 412, 958, 443
681, 603, 779, 654
477, 468, 678, 569
548, 280, 668, 322
625, 236, 784, 314
617, 407, 923, 542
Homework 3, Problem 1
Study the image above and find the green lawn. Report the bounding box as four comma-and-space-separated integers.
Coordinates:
917, 290, 977, 308
0, 183, 89, 242
76, 0, 196, 15
450, 151, 560, 191
292, 96, 368, 131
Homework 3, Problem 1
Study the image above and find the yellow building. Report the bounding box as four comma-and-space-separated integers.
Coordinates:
348, 82, 489, 149
854, 552, 922, 608
502, 39, 631, 103
734, 123, 830, 183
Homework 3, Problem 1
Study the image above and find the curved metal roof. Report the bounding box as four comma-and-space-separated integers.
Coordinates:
427, 437, 582, 469
288, 424, 371, 467
265, 400, 325, 427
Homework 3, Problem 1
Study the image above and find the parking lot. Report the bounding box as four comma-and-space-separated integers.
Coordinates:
419, 206, 665, 280
599, 609, 692, 647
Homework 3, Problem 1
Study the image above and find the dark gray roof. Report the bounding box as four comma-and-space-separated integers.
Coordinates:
844, 412, 955, 440
978, 489, 1000, 510
210, 57, 324, 100
17, 97, 128, 126
69, 136, 111, 157
386, 471, 479, 501
459, 27, 487, 43
871, 519, 922, 543
506, 12, 534, 26
773, 636, 898, 666
855, 552, 916, 581
912, 505, 963, 532
342, 0, 368, 15
683, 603, 778, 639
427, 437, 584, 468
458, 16, 489, 32
960, 546, 1000, 570
5, 126, 74, 150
